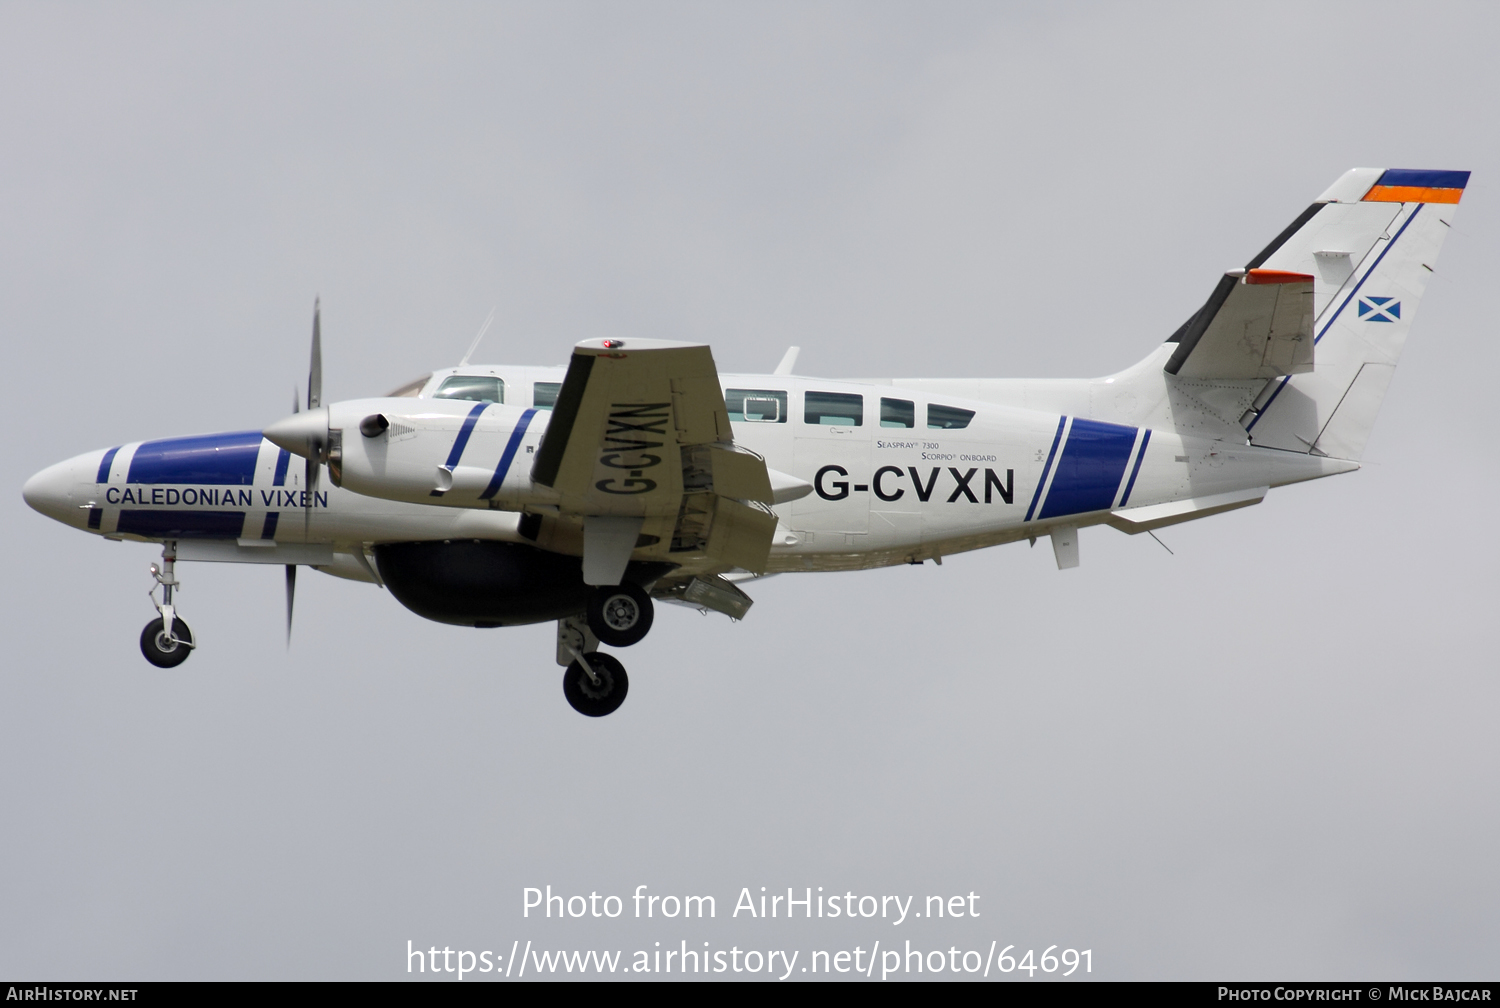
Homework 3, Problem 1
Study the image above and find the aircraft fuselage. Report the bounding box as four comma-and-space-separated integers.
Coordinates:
26, 368, 1348, 584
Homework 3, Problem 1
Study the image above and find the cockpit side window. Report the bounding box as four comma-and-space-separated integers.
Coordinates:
533, 382, 561, 409
927, 403, 975, 429
385, 374, 432, 398
725, 388, 788, 423
432, 375, 505, 404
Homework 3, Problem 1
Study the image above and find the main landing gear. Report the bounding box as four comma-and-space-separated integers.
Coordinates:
141, 540, 195, 668
585, 581, 653, 647
557, 587, 653, 717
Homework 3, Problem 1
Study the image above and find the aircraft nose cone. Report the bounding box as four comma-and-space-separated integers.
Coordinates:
263, 408, 327, 459
23, 457, 87, 526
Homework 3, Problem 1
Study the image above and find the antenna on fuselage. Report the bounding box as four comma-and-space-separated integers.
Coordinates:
773, 346, 800, 376
459, 307, 497, 367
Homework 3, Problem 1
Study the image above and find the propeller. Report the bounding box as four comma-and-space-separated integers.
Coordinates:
308, 297, 322, 411
285, 563, 297, 646
304, 300, 324, 538
283, 299, 324, 646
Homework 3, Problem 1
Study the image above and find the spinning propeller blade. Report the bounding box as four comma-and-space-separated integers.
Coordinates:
264, 300, 330, 645
285, 564, 296, 646
304, 300, 322, 534
307, 297, 322, 410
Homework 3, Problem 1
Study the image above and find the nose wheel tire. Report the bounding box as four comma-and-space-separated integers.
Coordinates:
585, 582, 653, 647
562, 652, 629, 717
140, 617, 194, 668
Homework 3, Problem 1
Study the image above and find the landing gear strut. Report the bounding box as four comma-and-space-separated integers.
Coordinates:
557, 614, 628, 716
141, 541, 195, 668
585, 581, 653, 647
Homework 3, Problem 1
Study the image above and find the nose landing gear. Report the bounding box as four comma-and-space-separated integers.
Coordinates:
141, 541, 195, 668
140, 615, 195, 668
557, 614, 628, 716
562, 651, 629, 717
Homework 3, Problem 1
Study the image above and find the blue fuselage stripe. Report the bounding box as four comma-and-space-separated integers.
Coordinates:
1118, 429, 1151, 508
1039, 418, 1139, 520
1025, 416, 1068, 522
262, 512, 280, 540
96, 446, 120, 484
481, 408, 539, 500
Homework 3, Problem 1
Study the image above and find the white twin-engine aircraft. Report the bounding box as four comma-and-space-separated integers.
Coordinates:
24, 167, 1469, 716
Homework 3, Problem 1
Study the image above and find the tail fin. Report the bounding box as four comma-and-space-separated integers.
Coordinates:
886, 168, 1467, 452
1228, 168, 1469, 458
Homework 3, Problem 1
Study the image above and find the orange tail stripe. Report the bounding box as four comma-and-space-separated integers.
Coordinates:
1362, 184, 1464, 204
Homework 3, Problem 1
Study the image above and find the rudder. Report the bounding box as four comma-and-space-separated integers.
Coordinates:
1241, 168, 1468, 458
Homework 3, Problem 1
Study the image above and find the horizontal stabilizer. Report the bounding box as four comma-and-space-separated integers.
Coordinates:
1166, 270, 1314, 380
1107, 486, 1267, 534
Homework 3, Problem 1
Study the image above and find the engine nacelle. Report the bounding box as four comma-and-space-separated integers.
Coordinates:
267, 397, 558, 510
373, 540, 670, 628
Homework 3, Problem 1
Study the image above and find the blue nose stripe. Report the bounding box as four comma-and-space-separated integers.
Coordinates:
95, 446, 120, 484
272, 448, 292, 487
116, 510, 246, 538
127, 431, 263, 485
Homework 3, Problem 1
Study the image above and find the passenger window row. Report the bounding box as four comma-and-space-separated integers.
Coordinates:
726, 389, 973, 430
414, 377, 973, 429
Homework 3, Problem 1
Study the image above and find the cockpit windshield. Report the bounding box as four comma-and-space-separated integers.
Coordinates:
431, 375, 505, 404
384, 374, 431, 398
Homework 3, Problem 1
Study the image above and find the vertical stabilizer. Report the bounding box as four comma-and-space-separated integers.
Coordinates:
1242, 169, 1467, 459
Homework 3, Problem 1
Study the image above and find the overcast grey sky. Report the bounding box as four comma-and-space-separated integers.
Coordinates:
3, 0, 1497, 981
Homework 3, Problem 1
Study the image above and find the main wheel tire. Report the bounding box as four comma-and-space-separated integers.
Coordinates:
562, 652, 629, 717
140, 616, 194, 668
585, 582, 654, 647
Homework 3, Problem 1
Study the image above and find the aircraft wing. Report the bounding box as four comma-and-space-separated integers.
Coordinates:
1164, 268, 1315, 379
532, 339, 778, 584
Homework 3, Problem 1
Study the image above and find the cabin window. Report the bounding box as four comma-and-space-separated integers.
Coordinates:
533, 382, 561, 409
432, 375, 504, 404
804, 391, 863, 426
927, 403, 975, 430
384, 374, 431, 398
880, 398, 915, 428
725, 388, 787, 423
